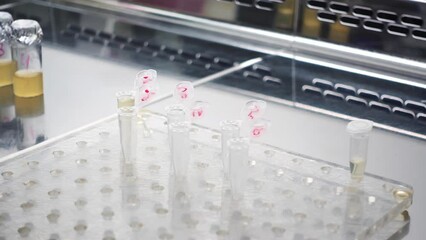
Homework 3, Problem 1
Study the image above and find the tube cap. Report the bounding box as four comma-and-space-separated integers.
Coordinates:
11, 19, 43, 46
346, 119, 374, 135
0, 12, 13, 42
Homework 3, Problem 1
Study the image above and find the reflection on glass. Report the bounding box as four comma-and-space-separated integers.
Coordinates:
301, 7, 321, 38
0, 84, 17, 157
329, 22, 350, 43
15, 94, 46, 150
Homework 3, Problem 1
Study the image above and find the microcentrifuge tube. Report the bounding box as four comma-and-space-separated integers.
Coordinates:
166, 104, 187, 125
116, 91, 135, 108
118, 106, 137, 180
228, 137, 249, 200
0, 12, 15, 88
346, 119, 373, 180
220, 120, 240, 178
169, 121, 191, 180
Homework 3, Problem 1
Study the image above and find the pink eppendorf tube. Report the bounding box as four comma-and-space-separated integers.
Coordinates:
220, 120, 240, 178
118, 107, 137, 180
169, 121, 191, 180
227, 137, 249, 200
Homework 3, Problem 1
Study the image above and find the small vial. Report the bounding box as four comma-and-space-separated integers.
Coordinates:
346, 119, 373, 180
228, 137, 249, 200
11, 20, 43, 97
116, 91, 135, 108
0, 12, 16, 87
169, 121, 190, 180
118, 107, 137, 180
166, 104, 187, 125
220, 120, 240, 178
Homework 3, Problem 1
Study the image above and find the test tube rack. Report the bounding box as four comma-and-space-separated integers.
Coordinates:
0, 112, 412, 239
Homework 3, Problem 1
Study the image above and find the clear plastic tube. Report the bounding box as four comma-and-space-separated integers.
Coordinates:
0, 12, 15, 87
116, 91, 135, 108
346, 119, 373, 180
228, 137, 249, 200
118, 107, 137, 180
169, 121, 190, 180
220, 120, 240, 178
11, 20, 43, 97
166, 104, 187, 126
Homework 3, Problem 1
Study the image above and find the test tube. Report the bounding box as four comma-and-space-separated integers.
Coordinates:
0, 12, 15, 88
228, 137, 249, 200
11, 20, 43, 98
169, 121, 190, 180
220, 120, 240, 178
118, 107, 137, 180
346, 119, 373, 180
166, 104, 187, 126
116, 91, 135, 108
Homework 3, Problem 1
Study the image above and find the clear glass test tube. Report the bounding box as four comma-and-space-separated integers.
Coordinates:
228, 137, 249, 200
116, 91, 135, 108
118, 106, 137, 180
169, 121, 190, 181
0, 12, 15, 87
11, 20, 43, 98
346, 119, 373, 180
220, 120, 240, 178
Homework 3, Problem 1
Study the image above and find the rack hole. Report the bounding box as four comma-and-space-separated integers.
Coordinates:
255, 0, 274, 11
377, 10, 398, 22
307, 0, 327, 10
353, 6, 373, 18
235, 0, 253, 7
412, 29, 426, 41
340, 15, 360, 27
317, 11, 337, 23
401, 15, 423, 28
363, 19, 384, 32
387, 24, 409, 37
329, 2, 349, 14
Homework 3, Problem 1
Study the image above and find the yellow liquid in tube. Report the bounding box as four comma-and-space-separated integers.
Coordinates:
13, 70, 43, 97
350, 157, 366, 179
0, 60, 17, 87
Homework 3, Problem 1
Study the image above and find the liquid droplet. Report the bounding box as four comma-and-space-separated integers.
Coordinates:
100, 186, 113, 194
101, 207, 114, 220
126, 194, 141, 208
129, 220, 144, 231
151, 182, 165, 192
314, 199, 327, 208
75, 159, 88, 166
211, 134, 220, 142
282, 189, 295, 198
20, 200, 35, 210
52, 150, 64, 158
76, 141, 88, 148
264, 149, 275, 158
271, 226, 286, 237
47, 209, 60, 223
74, 222, 87, 234
26, 161, 39, 169
154, 204, 168, 215
148, 164, 161, 173
17, 223, 32, 237
321, 166, 331, 174
50, 169, 63, 177
293, 213, 307, 223
99, 149, 111, 155
195, 162, 209, 169
99, 131, 110, 138
302, 177, 314, 186
48, 189, 61, 199
75, 178, 88, 185
23, 180, 37, 188
1, 171, 13, 180
326, 223, 340, 233
74, 198, 87, 209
